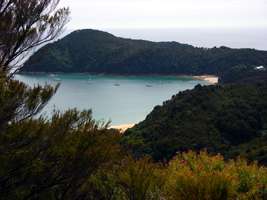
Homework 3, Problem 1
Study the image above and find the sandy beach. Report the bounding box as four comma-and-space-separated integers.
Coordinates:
110, 124, 135, 133
110, 75, 218, 132
193, 75, 219, 85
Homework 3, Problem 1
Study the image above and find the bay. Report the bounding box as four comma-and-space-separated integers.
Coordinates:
16, 74, 208, 125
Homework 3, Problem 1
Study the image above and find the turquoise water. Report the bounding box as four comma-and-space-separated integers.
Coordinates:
16, 74, 207, 125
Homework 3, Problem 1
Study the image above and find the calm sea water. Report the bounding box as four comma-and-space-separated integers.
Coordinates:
16, 74, 208, 125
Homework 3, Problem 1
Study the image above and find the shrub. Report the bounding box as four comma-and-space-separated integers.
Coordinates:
163, 151, 267, 200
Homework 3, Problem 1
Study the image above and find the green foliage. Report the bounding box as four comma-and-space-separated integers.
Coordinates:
219, 64, 267, 84
163, 151, 267, 200
115, 157, 162, 200
22, 29, 267, 75
0, 0, 69, 73
0, 106, 123, 199
123, 83, 267, 162
0, 78, 121, 200
0, 77, 57, 128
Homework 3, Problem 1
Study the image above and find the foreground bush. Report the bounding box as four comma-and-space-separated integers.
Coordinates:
2, 111, 267, 200
163, 151, 267, 200
86, 151, 267, 200
0, 108, 123, 200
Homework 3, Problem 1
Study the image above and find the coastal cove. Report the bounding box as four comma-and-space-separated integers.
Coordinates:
16, 73, 214, 126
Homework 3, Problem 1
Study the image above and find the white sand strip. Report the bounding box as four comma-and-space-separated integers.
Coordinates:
110, 124, 135, 133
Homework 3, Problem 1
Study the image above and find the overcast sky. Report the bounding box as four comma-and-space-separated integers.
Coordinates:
59, 0, 267, 29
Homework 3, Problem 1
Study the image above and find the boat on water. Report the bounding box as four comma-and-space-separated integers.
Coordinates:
53, 78, 61, 82
146, 84, 153, 87
114, 83, 120, 86
49, 73, 56, 77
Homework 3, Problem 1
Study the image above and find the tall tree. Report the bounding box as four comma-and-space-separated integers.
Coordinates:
0, 0, 69, 75
0, 0, 69, 127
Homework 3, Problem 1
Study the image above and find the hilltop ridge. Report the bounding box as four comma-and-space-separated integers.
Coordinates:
22, 29, 267, 75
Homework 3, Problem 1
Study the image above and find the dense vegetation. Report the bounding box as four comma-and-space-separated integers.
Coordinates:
22, 29, 267, 75
219, 65, 267, 84
3, 120, 267, 200
123, 83, 267, 163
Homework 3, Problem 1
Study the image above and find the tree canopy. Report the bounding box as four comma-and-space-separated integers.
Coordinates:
123, 83, 267, 163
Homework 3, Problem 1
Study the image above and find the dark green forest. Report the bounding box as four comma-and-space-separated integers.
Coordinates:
22, 29, 267, 75
123, 83, 267, 163
219, 64, 267, 84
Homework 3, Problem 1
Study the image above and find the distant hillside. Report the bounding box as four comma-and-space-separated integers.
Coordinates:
219, 65, 267, 84
22, 29, 267, 75
123, 83, 267, 163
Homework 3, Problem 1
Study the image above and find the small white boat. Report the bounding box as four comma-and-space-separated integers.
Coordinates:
49, 73, 56, 77
53, 78, 61, 82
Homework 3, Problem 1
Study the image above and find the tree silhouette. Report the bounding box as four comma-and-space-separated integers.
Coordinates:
0, 0, 69, 75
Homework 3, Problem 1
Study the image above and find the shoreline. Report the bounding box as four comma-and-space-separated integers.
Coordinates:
110, 124, 135, 133
193, 75, 219, 85
19, 72, 219, 83
19, 73, 218, 132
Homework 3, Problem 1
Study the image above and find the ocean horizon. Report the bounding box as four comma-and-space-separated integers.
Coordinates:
58, 27, 267, 51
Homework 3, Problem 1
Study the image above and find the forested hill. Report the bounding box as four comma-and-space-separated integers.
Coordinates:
219, 65, 267, 84
123, 83, 267, 163
22, 29, 267, 74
